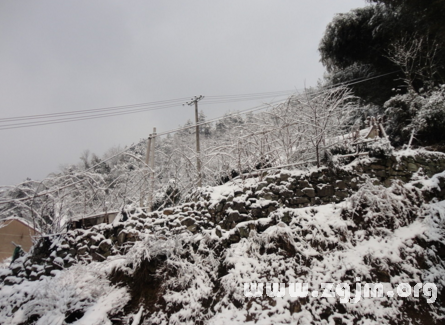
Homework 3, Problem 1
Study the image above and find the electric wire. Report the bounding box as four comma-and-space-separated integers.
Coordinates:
0, 102, 184, 130
0, 100, 284, 204
0, 92, 293, 130
0, 71, 400, 203
0, 97, 189, 122
0, 91, 295, 124
0, 71, 398, 130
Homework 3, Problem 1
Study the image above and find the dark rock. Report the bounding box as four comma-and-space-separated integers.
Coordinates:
181, 218, 196, 227
28, 272, 42, 281
310, 172, 320, 180
234, 190, 244, 197
335, 191, 349, 199
290, 301, 302, 314
232, 202, 248, 214
313, 197, 322, 205
350, 180, 359, 190
280, 172, 290, 182
187, 225, 199, 233
98, 240, 112, 255
335, 180, 347, 190
407, 163, 419, 172
56, 250, 69, 259
280, 189, 294, 199
238, 226, 250, 238
256, 219, 275, 232
229, 233, 241, 243
375, 170, 386, 178
316, 184, 334, 197
291, 197, 310, 205
270, 185, 282, 195
44, 265, 55, 276
251, 208, 265, 218
265, 176, 276, 184
294, 188, 304, 196
77, 245, 89, 256
302, 187, 315, 197
262, 193, 279, 201
388, 169, 406, 176
267, 205, 278, 214
223, 202, 233, 211
117, 232, 126, 245
370, 164, 385, 170
256, 182, 268, 191
3, 276, 24, 286
227, 211, 244, 223
281, 211, 292, 224
216, 202, 225, 212
126, 232, 139, 242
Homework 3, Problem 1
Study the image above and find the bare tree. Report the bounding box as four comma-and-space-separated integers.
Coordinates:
289, 87, 355, 167
387, 34, 442, 93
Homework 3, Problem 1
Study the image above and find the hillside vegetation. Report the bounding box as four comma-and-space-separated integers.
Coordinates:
1, 0, 445, 324
1, 149, 445, 324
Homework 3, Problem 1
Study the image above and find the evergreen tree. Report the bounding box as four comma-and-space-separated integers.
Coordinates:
319, 2, 445, 104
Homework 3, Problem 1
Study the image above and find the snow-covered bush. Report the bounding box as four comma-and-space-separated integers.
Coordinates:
123, 233, 185, 271
384, 92, 423, 145
384, 86, 445, 146
0, 264, 129, 325
366, 138, 393, 159
342, 178, 423, 233
111, 232, 219, 324
328, 142, 357, 157
411, 86, 445, 141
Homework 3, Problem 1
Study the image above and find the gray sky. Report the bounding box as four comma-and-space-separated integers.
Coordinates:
0, 0, 365, 185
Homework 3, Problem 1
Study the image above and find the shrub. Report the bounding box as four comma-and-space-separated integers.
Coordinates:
384, 86, 445, 146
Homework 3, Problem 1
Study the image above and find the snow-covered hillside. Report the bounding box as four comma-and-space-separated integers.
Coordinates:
1, 149, 445, 324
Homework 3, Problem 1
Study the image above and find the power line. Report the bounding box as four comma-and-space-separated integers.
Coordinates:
202, 93, 292, 105
0, 72, 398, 131
204, 89, 296, 100
0, 100, 284, 204
0, 92, 294, 131
0, 102, 183, 130
206, 89, 295, 97
0, 97, 189, 123
0, 91, 295, 125
0, 71, 400, 203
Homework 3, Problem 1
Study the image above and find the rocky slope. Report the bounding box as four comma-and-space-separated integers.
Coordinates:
1, 149, 445, 324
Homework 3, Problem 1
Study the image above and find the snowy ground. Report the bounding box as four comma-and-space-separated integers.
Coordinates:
1, 153, 445, 324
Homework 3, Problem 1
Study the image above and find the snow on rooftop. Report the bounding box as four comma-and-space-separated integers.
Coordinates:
0, 216, 40, 232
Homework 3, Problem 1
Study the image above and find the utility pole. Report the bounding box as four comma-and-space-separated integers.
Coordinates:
145, 135, 152, 167
147, 127, 156, 212
140, 134, 152, 208
184, 95, 204, 187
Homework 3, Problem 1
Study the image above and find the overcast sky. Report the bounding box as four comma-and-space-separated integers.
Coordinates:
0, 0, 365, 185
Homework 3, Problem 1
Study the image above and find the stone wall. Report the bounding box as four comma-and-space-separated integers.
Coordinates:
3, 149, 445, 283
351, 150, 445, 186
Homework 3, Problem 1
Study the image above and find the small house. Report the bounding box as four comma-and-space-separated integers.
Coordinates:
0, 217, 40, 262
70, 211, 120, 229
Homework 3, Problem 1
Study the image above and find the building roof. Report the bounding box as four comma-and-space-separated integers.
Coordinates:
71, 210, 120, 222
0, 217, 41, 233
